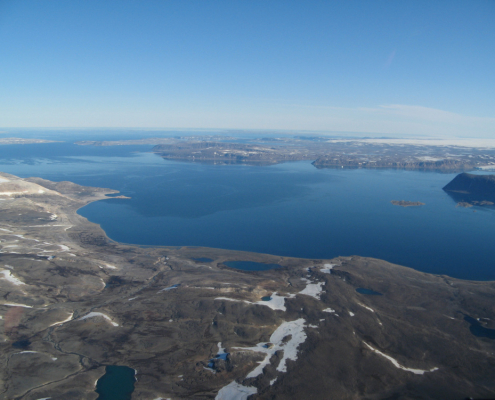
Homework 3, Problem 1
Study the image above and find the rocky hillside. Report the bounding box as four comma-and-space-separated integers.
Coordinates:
443, 173, 495, 202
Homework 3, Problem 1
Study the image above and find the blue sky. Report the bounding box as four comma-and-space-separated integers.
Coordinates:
0, 0, 494, 137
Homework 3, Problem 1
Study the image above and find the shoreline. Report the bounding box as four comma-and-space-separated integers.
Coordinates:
1, 173, 494, 399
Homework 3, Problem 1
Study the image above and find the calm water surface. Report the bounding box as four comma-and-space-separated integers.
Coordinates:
0, 139, 494, 281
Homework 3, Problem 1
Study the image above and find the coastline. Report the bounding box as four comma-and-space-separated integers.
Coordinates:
0, 173, 494, 399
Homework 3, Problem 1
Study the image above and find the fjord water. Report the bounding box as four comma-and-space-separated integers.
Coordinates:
1, 140, 494, 281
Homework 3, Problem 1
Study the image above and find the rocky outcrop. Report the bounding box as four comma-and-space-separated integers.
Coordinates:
443, 173, 495, 203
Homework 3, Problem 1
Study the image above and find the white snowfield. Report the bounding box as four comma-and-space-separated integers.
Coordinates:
215, 297, 251, 304
320, 263, 335, 274
215, 292, 295, 311
158, 284, 179, 292
0, 191, 29, 196
477, 164, 495, 170
78, 312, 119, 326
299, 278, 324, 300
215, 319, 309, 399
357, 302, 375, 312
235, 318, 307, 377
215, 381, 257, 400
216, 342, 227, 357
255, 292, 295, 311
49, 312, 74, 327
364, 342, 439, 375
1, 302, 33, 308
0, 269, 25, 285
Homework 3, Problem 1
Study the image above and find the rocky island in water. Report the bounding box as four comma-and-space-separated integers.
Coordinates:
0, 172, 494, 399
391, 200, 425, 207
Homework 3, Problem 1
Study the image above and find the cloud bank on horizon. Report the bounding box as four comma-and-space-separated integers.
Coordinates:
0, 1, 493, 138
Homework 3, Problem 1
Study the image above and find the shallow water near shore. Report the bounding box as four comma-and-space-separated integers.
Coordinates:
1, 138, 495, 280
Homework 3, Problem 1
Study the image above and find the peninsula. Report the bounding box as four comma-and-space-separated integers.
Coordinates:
78, 135, 495, 171
0, 138, 59, 145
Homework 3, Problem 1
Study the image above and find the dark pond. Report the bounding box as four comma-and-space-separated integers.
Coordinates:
192, 257, 214, 263
12, 339, 31, 349
464, 315, 495, 339
96, 365, 136, 400
261, 296, 272, 301
223, 261, 282, 271
207, 350, 229, 368
356, 288, 383, 296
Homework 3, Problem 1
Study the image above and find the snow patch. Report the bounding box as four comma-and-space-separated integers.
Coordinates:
0, 269, 25, 285
254, 292, 295, 311
78, 312, 118, 326
159, 284, 179, 292
320, 263, 335, 274
215, 381, 257, 400
323, 308, 335, 313
234, 318, 307, 378
299, 278, 324, 300
363, 342, 439, 375
357, 303, 374, 312
216, 293, 294, 311
49, 312, 73, 326
2, 302, 33, 308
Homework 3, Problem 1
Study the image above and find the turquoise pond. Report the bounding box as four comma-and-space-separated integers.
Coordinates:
0, 137, 494, 281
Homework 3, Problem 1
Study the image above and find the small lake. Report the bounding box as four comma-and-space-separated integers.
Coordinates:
1, 135, 495, 281
464, 315, 495, 339
96, 365, 136, 400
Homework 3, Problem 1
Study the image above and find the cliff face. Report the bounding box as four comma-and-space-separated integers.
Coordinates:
443, 173, 495, 202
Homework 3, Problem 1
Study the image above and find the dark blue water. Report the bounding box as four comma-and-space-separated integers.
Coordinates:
356, 288, 383, 296
1, 138, 495, 281
464, 316, 495, 339
224, 261, 282, 271
96, 366, 136, 400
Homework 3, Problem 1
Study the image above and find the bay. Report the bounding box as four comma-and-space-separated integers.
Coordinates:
0, 139, 494, 281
